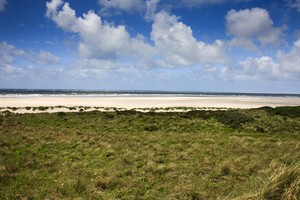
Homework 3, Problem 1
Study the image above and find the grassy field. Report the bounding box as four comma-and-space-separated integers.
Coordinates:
0, 107, 300, 199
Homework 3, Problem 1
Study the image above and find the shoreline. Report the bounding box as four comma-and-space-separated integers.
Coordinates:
1, 96, 299, 113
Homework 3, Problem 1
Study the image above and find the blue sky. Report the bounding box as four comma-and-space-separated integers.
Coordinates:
0, 0, 299, 93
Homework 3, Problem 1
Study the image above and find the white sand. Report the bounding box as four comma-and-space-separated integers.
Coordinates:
1, 96, 299, 113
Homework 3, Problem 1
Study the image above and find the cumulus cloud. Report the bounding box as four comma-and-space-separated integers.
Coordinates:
222, 57, 279, 80
46, 0, 227, 71
46, 0, 155, 70
151, 11, 226, 66
0, 0, 7, 12
226, 8, 283, 50
222, 39, 300, 80
43, 0, 300, 82
277, 39, 300, 73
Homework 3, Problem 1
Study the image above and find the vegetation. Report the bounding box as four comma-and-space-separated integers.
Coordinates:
0, 106, 299, 199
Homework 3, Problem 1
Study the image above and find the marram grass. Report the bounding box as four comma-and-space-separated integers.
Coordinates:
0, 106, 299, 199
235, 164, 300, 200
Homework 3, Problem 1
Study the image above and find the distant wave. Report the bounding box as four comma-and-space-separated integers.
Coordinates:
0, 89, 299, 98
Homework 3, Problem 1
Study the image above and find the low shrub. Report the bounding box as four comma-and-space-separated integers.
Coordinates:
257, 106, 300, 118
144, 125, 158, 132
214, 111, 254, 129
25, 106, 32, 110
57, 112, 66, 117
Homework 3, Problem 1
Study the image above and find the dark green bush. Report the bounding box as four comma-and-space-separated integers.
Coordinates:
184, 110, 253, 129
57, 112, 66, 117
68, 107, 77, 111
214, 111, 254, 129
117, 110, 139, 115
144, 125, 158, 132
37, 106, 49, 111
25, 107, 32, 110
184, 110, 212, 119
256, 106, 300, 118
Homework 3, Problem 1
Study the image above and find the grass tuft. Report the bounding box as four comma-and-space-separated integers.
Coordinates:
95, 178, 118, 190
262, 165, 300, 200
235, 165, 300, 200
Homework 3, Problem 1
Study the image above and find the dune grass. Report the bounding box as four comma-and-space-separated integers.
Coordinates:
0, 107, 299, 199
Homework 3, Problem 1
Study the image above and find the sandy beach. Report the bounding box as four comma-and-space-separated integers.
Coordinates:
1, 96, 299, 113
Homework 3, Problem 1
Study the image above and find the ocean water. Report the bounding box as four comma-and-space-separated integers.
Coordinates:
0, 89, 299, 98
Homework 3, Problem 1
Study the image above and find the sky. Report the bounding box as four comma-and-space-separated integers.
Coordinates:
0, 0, 299, 93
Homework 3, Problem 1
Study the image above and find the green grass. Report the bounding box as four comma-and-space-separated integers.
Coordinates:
0, 107, 300, 199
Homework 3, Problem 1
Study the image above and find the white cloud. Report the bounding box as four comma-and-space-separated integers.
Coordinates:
0, 42, 25, 63
0, 42, 24, 75
77, 58, 125, 71
27, 50, 60, 65
145, 0, 159, 21
98, 0, 146, 15
170, 0, 225, 8
97, 0, 225, 15
240, 56, 280, 79
151, 11, 226, 67
226, 8, 283, 50
97, 0, 243, 19
46, 0, 77, 32
222, 57, 280, 81
0, 42, 66, 87
0, 0, 7, 12
287, 0, 300, 12
46, 0, 227, 70
277, 39, 300, 73
222, 40, 300, 80
0, 42, 17, 64
98, 0, 160, 22
46, 0, 156, 70
45, 0, 298, 83
0, 41, 61, 79
1, 64, 23, 75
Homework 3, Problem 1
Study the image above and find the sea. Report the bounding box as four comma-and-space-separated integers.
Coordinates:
0, 89, 299, 98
